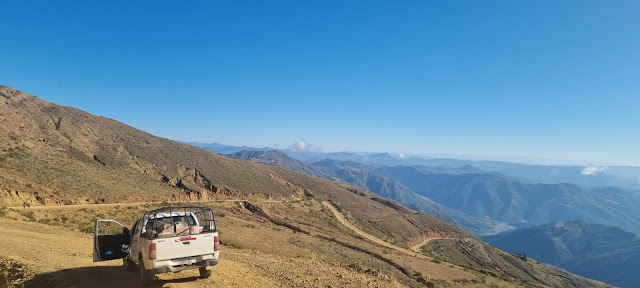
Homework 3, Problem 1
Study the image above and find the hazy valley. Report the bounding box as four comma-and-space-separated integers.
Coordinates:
484, 221, 640, 288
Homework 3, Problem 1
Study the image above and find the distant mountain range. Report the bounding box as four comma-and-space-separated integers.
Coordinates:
202, 143, 640, 235
371, 167, 640, 234
221, 146, 640, 235
223, 147, 640, 287
184, 142, 274, 154
226, 150, 510, 235
192, 142, 640, 189
484, 221, 640, 288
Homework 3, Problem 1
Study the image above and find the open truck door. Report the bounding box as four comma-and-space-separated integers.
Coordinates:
93, 219, 131, 262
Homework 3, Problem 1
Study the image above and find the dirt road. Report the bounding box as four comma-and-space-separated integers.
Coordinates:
0, 218, 404, 287
8, 199, 287, 210
321, 202, 425, 258
9, 202, 160, 210
410, 237, 457, 252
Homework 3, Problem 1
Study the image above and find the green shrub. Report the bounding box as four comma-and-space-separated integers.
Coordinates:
80, 223, 94, 233
20, 211, 36, 222
38, 218, 52, 225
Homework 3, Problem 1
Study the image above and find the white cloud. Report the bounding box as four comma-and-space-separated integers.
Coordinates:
290, 139, 312, 152
581, 166, 607, 175
397, 152, 406, 159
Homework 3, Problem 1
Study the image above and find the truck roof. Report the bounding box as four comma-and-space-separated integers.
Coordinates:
144, 206, 212, 215
141, 206, 213, 225
146, 211, 194, 219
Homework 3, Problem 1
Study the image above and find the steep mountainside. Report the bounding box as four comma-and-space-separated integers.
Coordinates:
484, 221, 640, 287
227, 150, 335, 179
374, 166, 640, 234
314, 158, 379, 171
0, 86, 608, 287
227, 150, 509, 235
330, 169, 512, 235
189, 142, 273, 154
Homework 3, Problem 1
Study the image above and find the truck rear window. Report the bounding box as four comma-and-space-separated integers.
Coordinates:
147, 215, 196, 227
142, 207, 216, 239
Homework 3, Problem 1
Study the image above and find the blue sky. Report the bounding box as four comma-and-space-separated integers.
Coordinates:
2, 1, 639, 165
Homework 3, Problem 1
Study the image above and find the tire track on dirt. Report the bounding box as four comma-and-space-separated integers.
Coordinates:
410, 237, 457, 253
321, 201, 425, 258
0, 218, 278, 288
0, 217, 405, 287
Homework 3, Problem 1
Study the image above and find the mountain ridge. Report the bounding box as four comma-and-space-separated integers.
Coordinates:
226, 149, 512, 235
372, 165, 640, 234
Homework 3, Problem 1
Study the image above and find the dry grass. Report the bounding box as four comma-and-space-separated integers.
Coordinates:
0, 200, 610, 288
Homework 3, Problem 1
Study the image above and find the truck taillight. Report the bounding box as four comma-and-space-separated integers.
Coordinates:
214, 236, 220, 252
149, 243, 157, 260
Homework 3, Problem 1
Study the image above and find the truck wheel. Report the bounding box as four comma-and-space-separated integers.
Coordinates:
124, 257, 136, 271
139, 256, 155, 286
199, 267, 212, 279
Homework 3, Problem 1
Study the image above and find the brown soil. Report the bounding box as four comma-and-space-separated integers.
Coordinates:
0, 217, 404, 288
410, 238, 457, 253
322, 201, 423, 258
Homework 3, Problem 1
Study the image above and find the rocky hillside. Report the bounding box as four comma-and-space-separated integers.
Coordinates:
227, 150, 335, 179
0, 86, 609, 287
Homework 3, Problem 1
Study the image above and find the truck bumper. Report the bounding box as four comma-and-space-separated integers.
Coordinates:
152, 259, 219, 274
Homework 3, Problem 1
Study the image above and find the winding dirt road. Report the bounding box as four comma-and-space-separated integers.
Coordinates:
409, 237, 457, 252
321, 202, 459, 257
321, 202, 425, 258
8, 199, 287, 210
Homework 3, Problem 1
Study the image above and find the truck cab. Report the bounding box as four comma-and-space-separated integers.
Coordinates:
93, 206, 220, 286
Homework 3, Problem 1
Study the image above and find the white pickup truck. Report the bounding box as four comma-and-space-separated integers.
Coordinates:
93, 206, 220, 286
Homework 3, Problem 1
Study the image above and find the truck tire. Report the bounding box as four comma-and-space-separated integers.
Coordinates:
199, 267, 212, 279
124, 257, 136, 271
139, 256, 155, 286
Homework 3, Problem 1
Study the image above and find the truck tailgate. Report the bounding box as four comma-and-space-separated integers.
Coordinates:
154, 233, 215, 261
